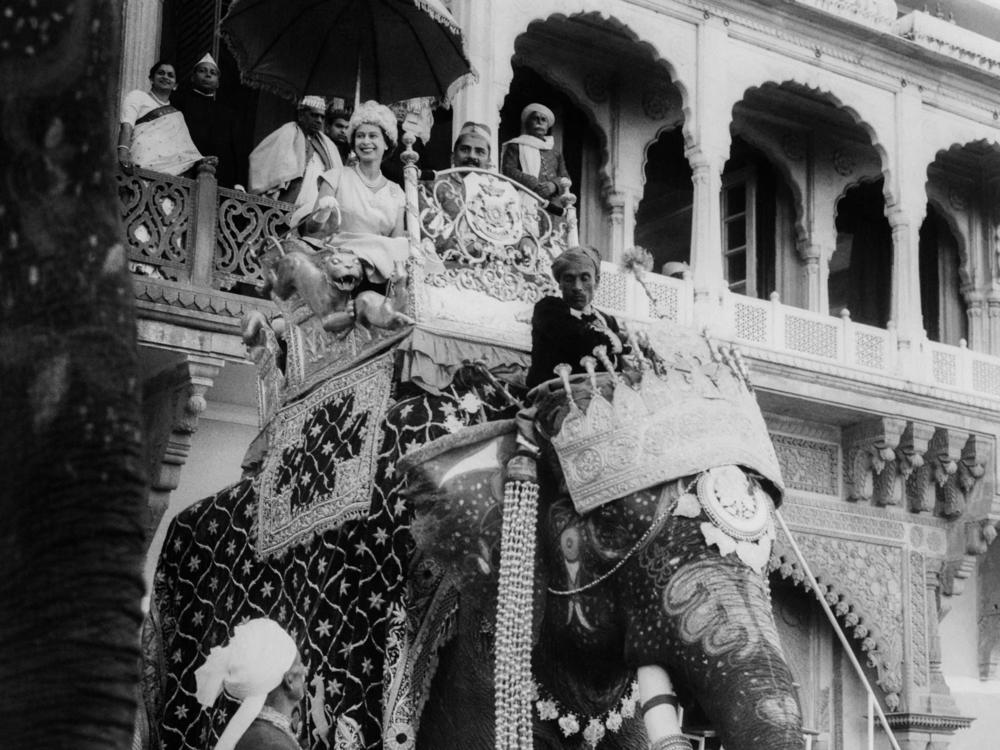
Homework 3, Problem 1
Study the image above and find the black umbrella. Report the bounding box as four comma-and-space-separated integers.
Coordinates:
221, 0, 474, 103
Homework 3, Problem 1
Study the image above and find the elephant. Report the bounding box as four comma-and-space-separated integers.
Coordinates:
400, 324, 805, 750
147, 318, 804, 750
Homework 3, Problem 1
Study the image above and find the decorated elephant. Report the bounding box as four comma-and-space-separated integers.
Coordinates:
399, 321, 805, 750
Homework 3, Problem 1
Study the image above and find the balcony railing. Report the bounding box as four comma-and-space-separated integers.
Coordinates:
594, 262, 1000, 404
116, 161, 291, 291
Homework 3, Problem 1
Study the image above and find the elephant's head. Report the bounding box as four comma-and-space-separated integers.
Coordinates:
401, 322, 804, 749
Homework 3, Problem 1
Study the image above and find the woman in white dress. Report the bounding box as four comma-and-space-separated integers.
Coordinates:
117, 61, 202, 176
293, 100, 410, 284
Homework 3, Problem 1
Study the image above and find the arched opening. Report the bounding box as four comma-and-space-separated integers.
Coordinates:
831, 180, 892, 328
506, 13, 686, 256
732, 81, 887, 313
635, 127, 691, 273
499, 64, 603, 241
719, 137, 798, 301
919, 203, 967, 345
924, 140, 1000, 352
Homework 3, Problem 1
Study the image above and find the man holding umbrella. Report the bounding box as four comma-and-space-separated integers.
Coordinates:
248, 95, 342, 208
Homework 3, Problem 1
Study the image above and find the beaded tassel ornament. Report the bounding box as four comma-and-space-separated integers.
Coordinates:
494, 454, 539, 750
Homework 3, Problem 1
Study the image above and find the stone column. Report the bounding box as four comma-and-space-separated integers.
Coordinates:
924, 565, 958, 713
120, 0, 164, 98
449, 0, 501, 161
686, 16, 730, 329
889, 86, 927, 353
887, 206, 925, 353
142, 355, 224, 544
687, 148, 727, 315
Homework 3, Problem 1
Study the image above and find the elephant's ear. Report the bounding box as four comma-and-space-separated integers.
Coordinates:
401, 421, 517, 579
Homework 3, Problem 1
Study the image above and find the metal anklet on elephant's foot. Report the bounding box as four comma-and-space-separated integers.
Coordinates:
649, 734, 693, 750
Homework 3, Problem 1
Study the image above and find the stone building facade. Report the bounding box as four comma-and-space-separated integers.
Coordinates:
122, 1, 1000, 748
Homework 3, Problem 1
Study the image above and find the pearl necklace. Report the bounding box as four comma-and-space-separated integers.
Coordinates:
149, 91, 171, 106
352, 164, 385, 191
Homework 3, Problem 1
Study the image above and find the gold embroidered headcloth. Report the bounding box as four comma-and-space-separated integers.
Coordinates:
533, 320, 784, 514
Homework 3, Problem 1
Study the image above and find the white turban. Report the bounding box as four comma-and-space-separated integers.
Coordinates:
195, 618, 299, 750
520, 103, 555, 131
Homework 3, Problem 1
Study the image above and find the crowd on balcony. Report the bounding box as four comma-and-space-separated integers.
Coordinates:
117, 55, 574, 207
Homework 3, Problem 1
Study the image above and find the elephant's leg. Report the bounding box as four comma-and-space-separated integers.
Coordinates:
623, 519, 803, 750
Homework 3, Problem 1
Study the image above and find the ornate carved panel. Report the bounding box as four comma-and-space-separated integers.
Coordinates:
910, 552, 930, 689
771, 434, 839, 496
772, 528, 904, 708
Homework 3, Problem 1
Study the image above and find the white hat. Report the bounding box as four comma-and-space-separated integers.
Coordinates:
197, 53, 219, 70
520, 103, 555, 130
299, 95, 327, 113
195, 618, 298, 750
348, 100, 399, 150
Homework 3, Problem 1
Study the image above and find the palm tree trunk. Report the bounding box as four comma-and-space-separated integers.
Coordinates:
0, 3, 147, 749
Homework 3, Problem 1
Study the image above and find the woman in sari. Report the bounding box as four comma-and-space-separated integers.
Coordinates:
117, 61, 202, 176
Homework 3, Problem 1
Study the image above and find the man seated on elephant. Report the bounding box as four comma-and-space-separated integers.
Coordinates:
526, 245, 628, 389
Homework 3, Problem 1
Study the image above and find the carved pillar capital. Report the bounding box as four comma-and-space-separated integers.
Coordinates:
685, 146, 726, 178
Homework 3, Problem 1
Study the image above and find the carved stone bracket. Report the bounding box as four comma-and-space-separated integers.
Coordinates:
843, 417, 907, 506
900, 422, 935, 513
141, 354, 223, 542
927, 429, 971, 519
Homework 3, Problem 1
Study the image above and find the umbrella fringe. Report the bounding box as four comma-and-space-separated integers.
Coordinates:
438, 68, 479, 108
409, 0, 463, 36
